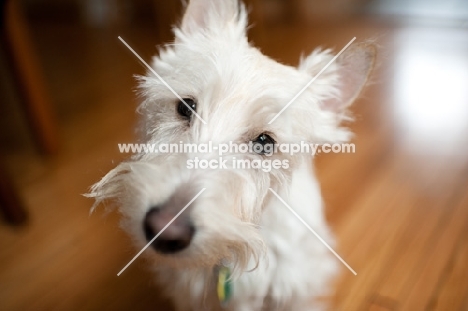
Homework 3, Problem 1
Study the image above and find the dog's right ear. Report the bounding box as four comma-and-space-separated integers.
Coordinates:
300, 43, 376, 113
296, 42, 376, 143
180, 0, 242, 34
328, 43, 376, 112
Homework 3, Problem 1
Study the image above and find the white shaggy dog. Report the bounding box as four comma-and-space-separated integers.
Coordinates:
88, 0, 374, 310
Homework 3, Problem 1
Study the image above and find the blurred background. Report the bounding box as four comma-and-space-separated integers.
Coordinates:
1, 0, 468, 310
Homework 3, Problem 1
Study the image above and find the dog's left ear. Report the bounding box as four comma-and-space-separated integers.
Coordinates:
180, 0, 242, 34
301, 43, 376, 112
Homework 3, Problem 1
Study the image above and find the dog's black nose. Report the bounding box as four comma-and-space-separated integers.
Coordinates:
143, 207, 195, 254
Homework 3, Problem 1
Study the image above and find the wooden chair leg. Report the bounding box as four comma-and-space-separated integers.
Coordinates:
0, 163, 27, 224
3, 0, 59, 155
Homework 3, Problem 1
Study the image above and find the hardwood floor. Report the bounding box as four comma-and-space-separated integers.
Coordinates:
1, 11, 467, 311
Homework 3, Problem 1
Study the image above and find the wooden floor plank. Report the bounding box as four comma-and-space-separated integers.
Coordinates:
332, 155, 421, 310
424, 192, 468, 311
398, 177, 468, 310
364, 156, 468, 306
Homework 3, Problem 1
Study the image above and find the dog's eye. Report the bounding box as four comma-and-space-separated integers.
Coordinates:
177, 98, 196, 119
252, 133, 276, 155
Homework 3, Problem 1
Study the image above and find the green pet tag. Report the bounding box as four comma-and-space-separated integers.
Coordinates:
217, 266, 233, 306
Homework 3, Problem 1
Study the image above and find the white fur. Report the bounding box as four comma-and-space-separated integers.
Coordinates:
87, 1, 374, 310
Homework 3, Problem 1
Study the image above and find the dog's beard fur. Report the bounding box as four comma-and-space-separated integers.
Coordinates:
88, 158, 275, 275
87, 0, 375, 309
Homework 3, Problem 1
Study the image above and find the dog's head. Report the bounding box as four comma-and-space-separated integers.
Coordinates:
88, 0, 374, 273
